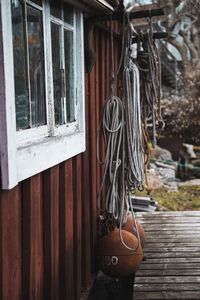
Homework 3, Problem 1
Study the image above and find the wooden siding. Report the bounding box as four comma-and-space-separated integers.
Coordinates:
0, 23, 121, 300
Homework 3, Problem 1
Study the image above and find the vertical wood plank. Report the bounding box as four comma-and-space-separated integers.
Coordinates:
59, 160, 74, 300
43, 166, 59, 300
105, 30, 111, 99
81, 72, 91, 289
98, 30, 106, 211
0, 187, 22, 300
22, 174, 44, 300
95, 28, 101, 212
115, 34, 121, 97
0, 203, 1, 300
89, 28, 97, 274
73, 155, 82, 300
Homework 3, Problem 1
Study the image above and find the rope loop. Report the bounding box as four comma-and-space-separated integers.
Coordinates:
97, 8, 163, 252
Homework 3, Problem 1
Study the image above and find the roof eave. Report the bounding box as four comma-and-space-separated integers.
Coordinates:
64, 0, 114, 14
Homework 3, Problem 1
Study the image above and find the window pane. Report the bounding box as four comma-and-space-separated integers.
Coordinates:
27, 5, 46, 127
11, 0, 30, 130
63, 3, 73, 25
51, 22, 65, 125
50, 0, 62, 19
64, 30, 75, 122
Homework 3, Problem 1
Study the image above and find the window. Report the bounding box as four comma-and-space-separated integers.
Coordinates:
0, 0, 85, 189
12, 0, 46, 130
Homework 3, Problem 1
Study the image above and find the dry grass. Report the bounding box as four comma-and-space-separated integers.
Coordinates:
137, 185, 200, 211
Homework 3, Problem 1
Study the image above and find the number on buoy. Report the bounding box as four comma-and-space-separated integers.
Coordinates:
105, 256, 119, 266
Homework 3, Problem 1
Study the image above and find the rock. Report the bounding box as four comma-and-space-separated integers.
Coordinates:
178, 179, 200, 187
145, 169, 163, 193
146, 162, 178, 192
182, 143, 197, 159
151, 145, 172, 161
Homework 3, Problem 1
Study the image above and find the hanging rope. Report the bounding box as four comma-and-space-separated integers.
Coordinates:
97, 12, 144, 251
137, 17, 164, 145
118, 12, 144, 250
123, 20, 144, 191
97, 18, 125, 221
97, 10, 163, 251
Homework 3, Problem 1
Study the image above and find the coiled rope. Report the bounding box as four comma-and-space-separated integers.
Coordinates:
118, 13, 144, 250
97, 10, 162, 251
97, 16, 125, 221
123, 21, 144, 191
137, 18, 164, 145
97, 94, 124, 220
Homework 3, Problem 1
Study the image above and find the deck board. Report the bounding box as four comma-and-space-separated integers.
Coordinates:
134, 211, 200, 300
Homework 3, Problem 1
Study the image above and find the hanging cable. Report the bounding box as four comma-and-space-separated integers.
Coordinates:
137, 16, 164, 145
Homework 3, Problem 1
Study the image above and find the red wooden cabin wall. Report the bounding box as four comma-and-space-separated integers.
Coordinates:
0, 23, 121, 300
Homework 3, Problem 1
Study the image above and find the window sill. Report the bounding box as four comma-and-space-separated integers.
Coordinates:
16, 131, 86, 183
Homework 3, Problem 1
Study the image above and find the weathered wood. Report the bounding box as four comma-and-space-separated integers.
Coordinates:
73, 155, 82, 300
134, 283, 200, 292
143, 227, 200, 231
137, 211, 200, 217
144, 242, 200, 248
22, 175, 44, 300
142, 230, 200, 235
139, 218, 200, 222
43, 166, 60, 300
143, 223, 200, 228
87, 8, 165, 25
137, 269, 200, 276
139, 218, 200, 224
95, 27, 101, 210
134, 291, 200, 299
135, 276, 200, 284
144, 247, 200, 253
81, 71, 92, 290
145, 237, 200, 243
142, 257, 200, 264
144, 251, 200, 258
132, 32, 168, 44
134, 211, 200, 300
98, 29, 106, 211
0, 187, 22, 300
146, 233, 200, 238
89, 31, 97, 274
139, 263, 200, 270
59, 160, 74, 300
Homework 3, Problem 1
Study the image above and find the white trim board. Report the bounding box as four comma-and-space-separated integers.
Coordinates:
0, 0, 18, 189
0, 1, 86, 189
17, 132, 86, 182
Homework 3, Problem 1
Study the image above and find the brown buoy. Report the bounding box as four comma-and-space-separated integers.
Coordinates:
97, 228, 143, 278
123, 214, 145, 248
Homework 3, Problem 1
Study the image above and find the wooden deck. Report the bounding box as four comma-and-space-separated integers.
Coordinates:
134, 211, 200, 300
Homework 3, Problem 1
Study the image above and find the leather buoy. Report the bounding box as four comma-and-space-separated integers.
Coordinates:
124, 214, 145, 248
97, 228, 143, 278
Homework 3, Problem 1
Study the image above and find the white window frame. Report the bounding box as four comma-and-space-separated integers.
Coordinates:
0, 0, 85, 189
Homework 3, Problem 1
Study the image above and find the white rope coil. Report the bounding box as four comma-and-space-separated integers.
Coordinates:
97, 12, 147, 251
97, 95, 124, 220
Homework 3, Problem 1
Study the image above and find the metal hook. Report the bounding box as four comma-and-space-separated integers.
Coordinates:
149, 9, 152, 19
